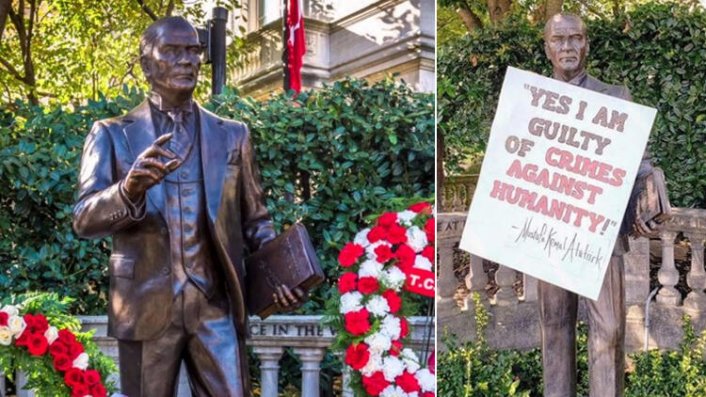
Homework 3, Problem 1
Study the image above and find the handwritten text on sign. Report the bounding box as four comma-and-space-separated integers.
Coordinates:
460, 67, 656, 300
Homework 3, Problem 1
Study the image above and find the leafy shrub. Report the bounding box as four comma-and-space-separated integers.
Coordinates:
0, 78, 434, 315
439, 2, 706, 208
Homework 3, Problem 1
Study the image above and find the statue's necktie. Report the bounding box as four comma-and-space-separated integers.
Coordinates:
166, 109, 192, 161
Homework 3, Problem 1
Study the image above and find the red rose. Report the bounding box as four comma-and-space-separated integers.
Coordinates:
362, 371, 389, 396
64, 368, 85, 388
68, 340, 85, 358
358, 277, 379, 294
71, 384, 90, 397
53, 353, 73, 372
57, 329, 77, 346
344, 342, 370, 370
0, 311, 8, 326
14, 331, 30, 347
390, 339, 403, 356
394, 244, 416, 270
50, 341, 69, 357
396, 371, 421, 393
338, 243, 365, 267
408, 202, 432, 214
367, 226, 385, 243
422, 246, 435, 263
90, 382, 108, 397
377, 212, 398, 227
24, 313, 49, 335
338, 272, 358, 294
382, 290, 402, 313
425, 217, 435, 242
387, 224, 408, 245
84, 369, 101, 385
344, 309, 371, 336
26, 333, 49, 356
399, 317, 409, 338
374, 244, 394, 263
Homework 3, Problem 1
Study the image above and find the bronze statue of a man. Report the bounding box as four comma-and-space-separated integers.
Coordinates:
537, 13, 654, 397
73, 16, 302, 397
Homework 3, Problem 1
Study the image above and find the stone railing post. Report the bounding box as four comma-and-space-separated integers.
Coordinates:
685, 233, 706, 309
15, 372, 31, 397
657, 230, 680, 305
0, 371, 5, 397
293, 347, 326, 397
252, 346, 284, 397
437, 213, 467, 299
493, 264, 516, 305
341, 364, 355, 397
522, 273, 538, 302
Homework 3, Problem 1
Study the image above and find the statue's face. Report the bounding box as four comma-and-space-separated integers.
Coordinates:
544, 16, 588, 80
143, 24, 202, 99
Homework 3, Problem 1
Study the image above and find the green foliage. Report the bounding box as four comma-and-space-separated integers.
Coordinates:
0, 78, 433, 315
439, 1, 706, 208
0, 292, 117, 396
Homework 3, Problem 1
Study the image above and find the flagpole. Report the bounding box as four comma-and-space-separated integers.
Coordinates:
282, 0, 291, 93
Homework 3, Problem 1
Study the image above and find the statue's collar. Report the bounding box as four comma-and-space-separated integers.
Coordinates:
553, 70, 587, 86
147, 91, 194, 114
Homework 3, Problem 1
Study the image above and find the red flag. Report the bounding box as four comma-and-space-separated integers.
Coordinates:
286, 0, 306, 93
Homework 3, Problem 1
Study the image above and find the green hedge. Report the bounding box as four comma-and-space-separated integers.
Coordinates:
439, 2, 706, 208
0, 78, 434, 314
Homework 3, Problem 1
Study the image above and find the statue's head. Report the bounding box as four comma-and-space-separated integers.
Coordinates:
140, 17, 202, 102
544, 13, 589, 81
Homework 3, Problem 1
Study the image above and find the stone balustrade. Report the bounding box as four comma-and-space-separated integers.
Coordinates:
2, 315, 434, 397
438, 174, 706, 352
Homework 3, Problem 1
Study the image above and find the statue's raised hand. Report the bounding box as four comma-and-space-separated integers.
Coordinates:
122, 133, 182, 201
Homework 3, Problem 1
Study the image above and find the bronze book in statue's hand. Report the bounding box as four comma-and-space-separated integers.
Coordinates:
245, 223, 324, 319
634, 167, 672, 231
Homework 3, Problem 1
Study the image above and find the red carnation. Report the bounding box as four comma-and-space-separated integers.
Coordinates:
90, 382, 108, 397
428, 351, 436, 373
425, 217, 435, 242
390, 339, 403, 356
26, 333, 49, 356
409, 202, 432, 214
53, 353, 73, 372
64, 368, 85, 388
0, 311, 8, 327
377, 212, 398, 227
396, 371, 421, 393
338, 272, 358, 294
382, 290, 402, 313
422, 246, 435, 264
374, 244, 394, 263
344, 309, 371, 336
421, 392, 435, 397
358, 277, 379, 294
14, 331, 30, 347
400, 317, 409, 338
344, 342, 370, 370
338, 243, 365, 267
367, 226, 385, 243
84, 369, 101, 385
24, 313, 49, 335
395, 244, 416, 270
362, 371, 389, 396
387, 224, 408, 245
71, 384, 90, 397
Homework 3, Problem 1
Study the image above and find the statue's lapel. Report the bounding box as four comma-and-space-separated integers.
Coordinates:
198, 104, 228, 226
122, 100, 167, 222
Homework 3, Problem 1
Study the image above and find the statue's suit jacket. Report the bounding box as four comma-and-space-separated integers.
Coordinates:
73, 100, 275, 344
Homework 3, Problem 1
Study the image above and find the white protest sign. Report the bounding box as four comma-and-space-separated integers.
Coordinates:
459, 67, 657, 300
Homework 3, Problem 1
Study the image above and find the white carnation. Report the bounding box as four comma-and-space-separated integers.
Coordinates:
380, 315, 401, 340
72, 352, 89, 370
406, 226, 428, 253
7, 315, 26, 336
0, 326, 13, 346
360, 353, 383, 376
380, 385, 410, 397
366, 241, 391, 261
1, 305, 18, 317
401, 348, 421, 373
364, 332, 392, 354
382, 356, 405, 381
416, 368, 436, 392
413, 255, 433, 271
366, 296, 390, 317
381, 266, 406, 290
397, 210, 417, 226
359, 259, 384, 278
354, 228, 371, 248
340, 292, 364, 314
44, 326, 59, 345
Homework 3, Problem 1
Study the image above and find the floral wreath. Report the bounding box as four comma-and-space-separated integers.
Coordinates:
328, 202, 436, 397
0, 293, 115, 397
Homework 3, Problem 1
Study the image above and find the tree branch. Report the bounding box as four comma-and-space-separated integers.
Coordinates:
0, 55, 25, 83
135, 0, 159, 21
544, 0, 563, 20
0, 0, 11, 39
165, 0, 175, 17
456, 2, 483, 31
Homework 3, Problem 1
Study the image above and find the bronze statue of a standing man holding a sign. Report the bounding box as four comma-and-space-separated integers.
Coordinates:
73, 17, 304, 397
538, 13, 661, 397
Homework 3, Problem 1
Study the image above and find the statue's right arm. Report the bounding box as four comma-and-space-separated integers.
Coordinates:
73, 122, 145, 240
